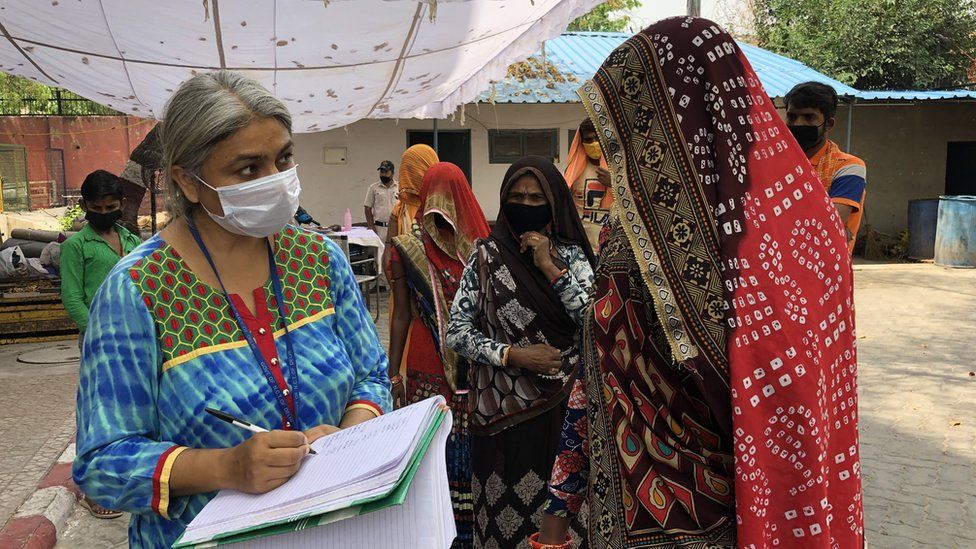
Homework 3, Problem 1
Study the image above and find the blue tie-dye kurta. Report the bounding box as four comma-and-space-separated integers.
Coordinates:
73, 225, 391, 548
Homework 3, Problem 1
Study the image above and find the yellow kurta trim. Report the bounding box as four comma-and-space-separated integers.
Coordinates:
160, 307, 336, 372
157, 446, 187, 520
274, 307, 335, 336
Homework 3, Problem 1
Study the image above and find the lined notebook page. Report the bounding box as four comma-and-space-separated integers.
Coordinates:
229, 414, 456, 548
182, 397, 443, 544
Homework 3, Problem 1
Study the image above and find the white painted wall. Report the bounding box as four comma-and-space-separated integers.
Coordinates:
293, 103, 589, 226
294, 100, 976, 237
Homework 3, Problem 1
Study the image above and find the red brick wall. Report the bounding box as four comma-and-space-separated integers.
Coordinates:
28, 180, 52, 209
0, 116, 155, 209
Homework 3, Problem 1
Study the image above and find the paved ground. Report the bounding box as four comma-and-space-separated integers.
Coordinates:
0, 342, 80, 532
854, 264, 976, 548
5, 266, 971, 548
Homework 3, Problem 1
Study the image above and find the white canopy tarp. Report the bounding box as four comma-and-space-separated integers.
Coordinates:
0, 0, 599, 132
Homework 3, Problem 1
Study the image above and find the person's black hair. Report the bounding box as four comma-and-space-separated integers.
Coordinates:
784, 82, 838, 119
80, 170, 125, 203
579, 118, 595, 133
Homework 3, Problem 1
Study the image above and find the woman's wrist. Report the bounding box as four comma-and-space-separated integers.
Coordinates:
214, 446, 242, 492
502, 345, 514, 367
171, 447, 240, 497
549, 267, 569, 285
536, 513, 572, 547
540, 261, 564, 283
530, 532, 572, 549
339, 408, 375, 429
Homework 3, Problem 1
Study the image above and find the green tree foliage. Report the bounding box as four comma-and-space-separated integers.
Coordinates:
0, 73, 117, 115
753, 0, 976, 90
59, 204, 84, 231
569, 0, 643, 32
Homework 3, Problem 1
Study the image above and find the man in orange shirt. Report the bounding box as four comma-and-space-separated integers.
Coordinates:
786, 82, 867, 253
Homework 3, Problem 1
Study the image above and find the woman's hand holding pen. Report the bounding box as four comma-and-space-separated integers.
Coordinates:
221, 430, 312, 494
221, 423, 341, 494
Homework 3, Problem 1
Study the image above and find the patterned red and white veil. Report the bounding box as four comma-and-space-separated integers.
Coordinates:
581, 17, 864, 548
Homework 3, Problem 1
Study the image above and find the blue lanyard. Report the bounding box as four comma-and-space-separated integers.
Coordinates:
185, 218, 301, 430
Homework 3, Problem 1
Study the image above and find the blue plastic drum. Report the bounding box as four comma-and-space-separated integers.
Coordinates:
934, 195, 976, 268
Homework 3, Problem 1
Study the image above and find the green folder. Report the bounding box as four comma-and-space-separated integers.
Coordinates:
173, 411, 446, 548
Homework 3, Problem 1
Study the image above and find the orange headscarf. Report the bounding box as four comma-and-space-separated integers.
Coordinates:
390, 144, 439, 237
563, 124, 610, 207
565, 125, 613, 251
387, 144, 439, 370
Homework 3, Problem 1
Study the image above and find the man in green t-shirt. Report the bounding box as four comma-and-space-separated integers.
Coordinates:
60, 170, 141, 519
61, 170, 142, 338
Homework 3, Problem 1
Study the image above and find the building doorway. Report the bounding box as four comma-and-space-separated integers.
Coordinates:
946, 141, 976, 196
407, 130, 472, 186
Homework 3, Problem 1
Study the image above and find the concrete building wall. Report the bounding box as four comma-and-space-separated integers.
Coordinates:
2, 102, 966, 236
293, 103, 589, 226
296, 101, 976, 236
829, 102, 976, 236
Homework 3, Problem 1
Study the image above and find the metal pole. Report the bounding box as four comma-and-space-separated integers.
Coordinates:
146, 167, 158, 234
687, 0, 701, 16
432, 118, 439, 155
845, 99, 855, 152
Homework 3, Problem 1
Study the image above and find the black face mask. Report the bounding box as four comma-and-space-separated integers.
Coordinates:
380, 175, 392, 184
787, 123, 825, 151
503, 202, 552, 236
86, 209, 123, 231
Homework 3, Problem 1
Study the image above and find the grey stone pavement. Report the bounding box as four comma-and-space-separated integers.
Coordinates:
854, 264, 976, 548
0, 342, 79, 532
0, 266, 969, 548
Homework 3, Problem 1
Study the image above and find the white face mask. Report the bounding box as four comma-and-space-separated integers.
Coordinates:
192, 165, 302, 238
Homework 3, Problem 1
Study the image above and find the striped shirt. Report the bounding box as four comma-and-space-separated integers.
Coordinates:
811, 139, 867, 252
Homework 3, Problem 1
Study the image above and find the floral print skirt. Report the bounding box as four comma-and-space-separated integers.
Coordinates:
470, 403, 588, 549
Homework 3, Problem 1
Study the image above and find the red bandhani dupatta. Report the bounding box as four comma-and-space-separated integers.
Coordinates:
418, 163, 490, 270
580, 17, 863, 548
419, 163, 491, 334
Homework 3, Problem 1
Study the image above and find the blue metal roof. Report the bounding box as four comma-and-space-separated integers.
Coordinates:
478, 32, 976, 103
853, 90, 976, 101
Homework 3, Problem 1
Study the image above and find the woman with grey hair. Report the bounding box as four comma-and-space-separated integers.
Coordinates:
72, 70, 391, 547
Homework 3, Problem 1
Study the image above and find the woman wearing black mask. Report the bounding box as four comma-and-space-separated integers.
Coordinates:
446, 156, 595, 548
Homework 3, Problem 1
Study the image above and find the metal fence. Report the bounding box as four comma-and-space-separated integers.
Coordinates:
0, 88, 117, 116
0, 144, 30, 212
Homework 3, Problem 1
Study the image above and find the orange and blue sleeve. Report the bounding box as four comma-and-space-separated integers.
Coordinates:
828, 163, 866, 211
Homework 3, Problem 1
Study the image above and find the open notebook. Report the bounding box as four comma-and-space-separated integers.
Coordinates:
174, 396, 455, 548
